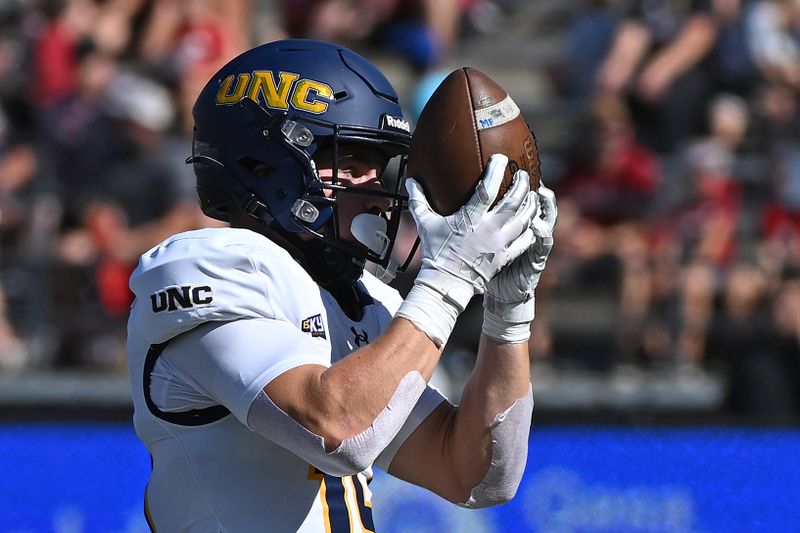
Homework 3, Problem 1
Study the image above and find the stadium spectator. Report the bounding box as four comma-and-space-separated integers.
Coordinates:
553, 94, 662, 368
707, 0, 760, 97
137, 0, 253, 131
746, 0, 800, 90
721, 269, 800, 417
32, 0, 93, 107
0, 0, 797, 426
281, 0, 464, 71
41, 50, 206, 369
594, 0, 718, 152
554, 0, 620, 114
653, 132, 743, 369
0, 107, 37, 371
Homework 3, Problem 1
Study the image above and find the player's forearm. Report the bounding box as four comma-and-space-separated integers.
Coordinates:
255, 318, 443, 476
438, 335, 532, 504
437, 183, 552, 505
463, 335, 532, 421
284, 318, 441, 446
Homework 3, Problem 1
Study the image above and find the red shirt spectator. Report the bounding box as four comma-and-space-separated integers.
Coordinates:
34, 20, 80, 107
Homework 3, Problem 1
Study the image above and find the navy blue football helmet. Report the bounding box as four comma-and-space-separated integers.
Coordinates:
188, 39, 412, 273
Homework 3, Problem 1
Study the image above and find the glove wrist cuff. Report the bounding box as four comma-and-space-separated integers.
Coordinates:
484, 294, 535, 323
413, 268, 475, 313
396, 282, 462, 348
481, 296, 535, 343
481, 312, 532, 343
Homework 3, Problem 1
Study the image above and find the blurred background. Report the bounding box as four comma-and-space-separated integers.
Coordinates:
1, 0, 799, 531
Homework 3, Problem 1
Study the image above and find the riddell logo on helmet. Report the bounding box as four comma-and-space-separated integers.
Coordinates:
382, 115, 411, 133
215, 71, 334, 114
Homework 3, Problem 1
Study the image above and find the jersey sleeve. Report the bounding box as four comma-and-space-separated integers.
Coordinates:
130, 228, 334, 424
161, 317, 331, 425
128, 228, 326, 344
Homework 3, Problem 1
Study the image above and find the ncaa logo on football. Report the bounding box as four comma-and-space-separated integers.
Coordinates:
301, 314, 327, 339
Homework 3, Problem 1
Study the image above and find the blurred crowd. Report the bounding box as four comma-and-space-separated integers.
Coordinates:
0, 0, 480, 371
0, 0, 798, 416
540, 0, 800, 417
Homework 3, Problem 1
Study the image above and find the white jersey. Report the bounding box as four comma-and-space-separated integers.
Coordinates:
126, 227, 445, 533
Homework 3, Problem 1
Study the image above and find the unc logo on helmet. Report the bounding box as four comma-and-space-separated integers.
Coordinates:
215, 71, 334, 115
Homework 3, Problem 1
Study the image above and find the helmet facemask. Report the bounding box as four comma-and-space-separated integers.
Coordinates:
222, 97, 410, 284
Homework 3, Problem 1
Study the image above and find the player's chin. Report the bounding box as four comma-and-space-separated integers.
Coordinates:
341, 234, 372, 255
315, 226, 365, 254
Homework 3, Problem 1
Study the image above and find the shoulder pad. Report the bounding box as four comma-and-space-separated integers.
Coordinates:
128, 228, 316, 343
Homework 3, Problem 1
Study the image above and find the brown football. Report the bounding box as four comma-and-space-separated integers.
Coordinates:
406, 67, 540, 216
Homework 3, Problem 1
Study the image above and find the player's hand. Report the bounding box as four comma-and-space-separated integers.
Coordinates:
410, 154, 536, 308
396, 154, 537, 347
483, 183, 557, 343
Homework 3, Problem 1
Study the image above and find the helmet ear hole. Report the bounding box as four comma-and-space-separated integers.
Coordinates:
239, 157, 277, 178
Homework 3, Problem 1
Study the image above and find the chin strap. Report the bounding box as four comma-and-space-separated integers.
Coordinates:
301, 238, 365, 289
299, 210, 400, 288
242, 191, 277, 227
373, 258, 400, 283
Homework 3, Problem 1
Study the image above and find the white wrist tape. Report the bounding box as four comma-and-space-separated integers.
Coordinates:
413, 265, 479, 313
482, 295, 536, 343
247, 372, 426, 477
395, 281, 463, 347
459, 385, 533, 508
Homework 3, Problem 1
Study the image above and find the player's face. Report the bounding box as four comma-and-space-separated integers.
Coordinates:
314, 144, 392, 248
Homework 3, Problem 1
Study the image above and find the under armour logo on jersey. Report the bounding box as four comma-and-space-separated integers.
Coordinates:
301, 314, 327, 339
350, 326, 369, 347
151, 285, 213, 313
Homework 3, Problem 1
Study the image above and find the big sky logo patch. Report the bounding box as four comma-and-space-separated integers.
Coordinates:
301, 314, 327, 339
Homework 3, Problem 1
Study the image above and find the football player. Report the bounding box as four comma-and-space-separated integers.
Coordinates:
126, 39, 556, 532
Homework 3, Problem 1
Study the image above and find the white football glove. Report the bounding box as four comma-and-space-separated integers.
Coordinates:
482, 183, 557, 343
396, 154, 538, 347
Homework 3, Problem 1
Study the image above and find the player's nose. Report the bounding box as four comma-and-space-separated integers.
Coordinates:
365, 187, 391, 213
350, 172, 390, 211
